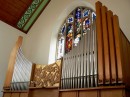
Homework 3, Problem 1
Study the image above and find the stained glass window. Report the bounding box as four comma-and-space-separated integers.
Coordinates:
65, 23, 73, 53
57, 36, 65, 59
83, 18, 91, 33
57, 24, 66, 59
92, 12, 96, 23
83, 9, 90, 17
67, 15, 74, 23
74, 8, 82, 46
57, 7, 96, 59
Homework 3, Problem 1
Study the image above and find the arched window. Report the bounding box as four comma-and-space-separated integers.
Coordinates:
57, 7, 96, 59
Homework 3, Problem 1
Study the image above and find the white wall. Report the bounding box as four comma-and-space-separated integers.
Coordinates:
0, 21, 25, 97
23, 0, 130, 65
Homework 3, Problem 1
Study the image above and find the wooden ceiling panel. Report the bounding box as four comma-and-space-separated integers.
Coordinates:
5, 0, 26, 9
0, 0, 51, 33
8, 0, 29, 8
0, 3, 20, 18
0, 9, 17, 25
5, 0, 32, 15
19, 0, 32, 5
0, 0, 32, 29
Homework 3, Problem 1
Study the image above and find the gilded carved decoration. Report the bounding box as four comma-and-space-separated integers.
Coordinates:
31, 60, 61, 87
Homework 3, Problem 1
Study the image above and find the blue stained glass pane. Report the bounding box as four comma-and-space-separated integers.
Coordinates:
83, 18, 90, 33
61, 24, 66, 34
67, 24, 73, 32
75, 8, 81, 19
92, 12, 96, 20
85, 19, 90, 25
67, 17, 74, 23
83, 10, 89, 17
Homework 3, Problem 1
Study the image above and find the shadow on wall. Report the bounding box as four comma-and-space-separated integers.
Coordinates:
48, 0, 94, 64
0, 80, 2, 97
0, 93, 3, 97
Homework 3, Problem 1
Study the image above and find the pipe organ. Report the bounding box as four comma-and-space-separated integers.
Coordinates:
2, 1, 130, 97
3, 37, 32, 91
61, 20, 97, 89
59, 1, 130, 97
3, 36, 32, 97
11, 47, 32, 90
60, 1, 130, 90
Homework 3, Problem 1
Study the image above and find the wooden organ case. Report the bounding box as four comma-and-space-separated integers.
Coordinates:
3, 36, 32, 97
59, 1, 130, 97
2, 1, 130, 97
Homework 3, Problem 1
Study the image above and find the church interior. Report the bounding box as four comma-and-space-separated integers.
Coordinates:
0, 0, 130, 97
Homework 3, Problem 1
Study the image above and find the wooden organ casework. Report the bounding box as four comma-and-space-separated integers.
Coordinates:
3, 36, 62, 97
3, 36, 32, 97
28, 60, 61, 97
2, 1, 130, 97
59, 1, 130, 97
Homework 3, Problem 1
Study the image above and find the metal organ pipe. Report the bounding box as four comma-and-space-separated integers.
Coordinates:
11, 47, 32, 90
61, 18, 97, 89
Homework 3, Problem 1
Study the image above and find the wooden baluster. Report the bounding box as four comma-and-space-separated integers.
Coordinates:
30, 64, 36, 87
